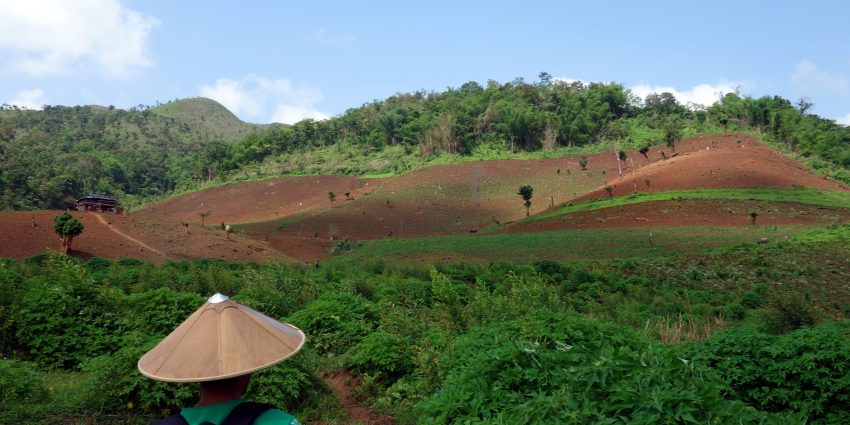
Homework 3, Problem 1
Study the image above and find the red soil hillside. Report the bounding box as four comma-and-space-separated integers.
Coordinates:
0, 211, 292, 263
575, 134, 848, 201
7, 133, 843, 263
135, 175, 371, 225
244, 153, 619, 244
501, 199, 850, 234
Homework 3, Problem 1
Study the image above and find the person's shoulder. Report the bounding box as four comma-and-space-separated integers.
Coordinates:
255, 408, 301, 425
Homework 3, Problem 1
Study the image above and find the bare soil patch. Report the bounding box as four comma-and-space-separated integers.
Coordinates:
315, 371, 396, 425
502, 199, 850, 233
136, 175, 371, 225
7, 134, 845, 263
575, 134, 848, 201
0, 211, 292, 263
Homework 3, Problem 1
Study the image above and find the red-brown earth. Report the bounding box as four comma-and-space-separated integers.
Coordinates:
0, 210, 291, 263
500, 199, 850, 233
2, 134, 848, 262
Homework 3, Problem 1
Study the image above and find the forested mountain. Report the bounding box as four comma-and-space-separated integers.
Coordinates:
220, 76, 850, 180
1, 76, 849, 211
0, 98, 254, 210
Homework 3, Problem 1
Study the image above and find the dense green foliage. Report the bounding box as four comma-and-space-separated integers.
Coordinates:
210, 77, 850, 183
3, 76, 849, 211
695, 324, 850, 423
1, 225, 849, 423
0, 100, 251, 210
417, 314, 794, 424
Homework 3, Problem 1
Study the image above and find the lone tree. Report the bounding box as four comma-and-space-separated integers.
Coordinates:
618, 150, 627, 161
518, 185, 534, 217
198, 210, 212, 225
604, 185, 615, 198
53, 212, 84, 254
639, 146, 650, 158
328, 191, 336, 205
750, 210, 758, 225
579, 157, 589, 170
663, 119, 681, 151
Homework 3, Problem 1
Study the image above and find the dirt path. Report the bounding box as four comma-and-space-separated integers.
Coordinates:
318, 371, 396, 425
91, 213, 167, 257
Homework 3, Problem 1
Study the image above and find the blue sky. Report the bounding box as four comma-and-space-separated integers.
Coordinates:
1, 0, 848, 125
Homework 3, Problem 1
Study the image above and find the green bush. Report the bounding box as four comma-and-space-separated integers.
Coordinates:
123, 288, 205, 337
345, 331, 413, 382
741, 285, 764, 309
0, 360, 47, 409
695, 323, 850, 423
82, 333, 196, 417
15, 255, 124, 368
0, 267, 24, 355
286, 293, 378, 356
762, 292, 818, 334
233, 265, 318, 319
246, 353, 326, 414
417, 313, 791, 424
533, 259, 570, 283
374, 276, 432, 308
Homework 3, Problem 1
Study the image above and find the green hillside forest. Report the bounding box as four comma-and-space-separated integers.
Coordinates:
1, 75, 849, 211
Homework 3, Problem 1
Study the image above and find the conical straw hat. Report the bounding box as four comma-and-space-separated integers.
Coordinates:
138, 293, 306, 382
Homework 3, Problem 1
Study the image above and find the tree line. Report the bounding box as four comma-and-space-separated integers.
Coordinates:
1, 75, 848, 211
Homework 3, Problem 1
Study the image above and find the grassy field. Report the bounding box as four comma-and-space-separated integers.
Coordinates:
329, 224, 820, 265
530, 188, 850, 222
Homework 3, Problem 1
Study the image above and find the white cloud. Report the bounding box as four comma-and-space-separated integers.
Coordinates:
630, 82, 741, 108
837, 113, 850, 126
553, 76, 581, 84
0, 0, 159, 78
310, 29, 355, 47
791, 60, 848, 92
199, 76, 329, 124
200, 79, 262, 117
6, 89, 48, 109
272, 105, 329, 124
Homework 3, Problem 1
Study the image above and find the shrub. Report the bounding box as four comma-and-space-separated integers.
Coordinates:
418, 313, 789, 423
286, 293, 378, 356
345, 331, 413, 382
695, 323, 850, 423
234, 266, 316, 319
123, 288, 205, 337
246, 353, 326, 414
0, 360, 47, 409
741, 285, 764, 309
330, 237, 354, 255
0, 267, 24, 355
532, 259, 570, 282
83, 333, 196, 417
375, 277, 432, 308
762, 292, 818, 335
15, 255, 124, 368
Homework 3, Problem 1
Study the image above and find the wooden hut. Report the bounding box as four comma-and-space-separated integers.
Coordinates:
73, 195, 123, 214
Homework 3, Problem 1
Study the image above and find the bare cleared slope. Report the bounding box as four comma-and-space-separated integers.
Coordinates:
8, 133, 839, 263
0, 211, 292, 263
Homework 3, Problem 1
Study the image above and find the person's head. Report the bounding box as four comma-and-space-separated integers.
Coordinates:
199, 374, 252, 396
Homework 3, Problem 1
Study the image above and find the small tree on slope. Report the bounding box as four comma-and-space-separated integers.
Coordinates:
53, 212, 84, 255
518, 185, 534, 217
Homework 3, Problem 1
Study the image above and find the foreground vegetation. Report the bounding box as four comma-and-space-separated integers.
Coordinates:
2, 75, 849, 211
2, 225, 850, 423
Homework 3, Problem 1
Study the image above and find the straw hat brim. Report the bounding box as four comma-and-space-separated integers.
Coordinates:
137, 298, 305, 383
